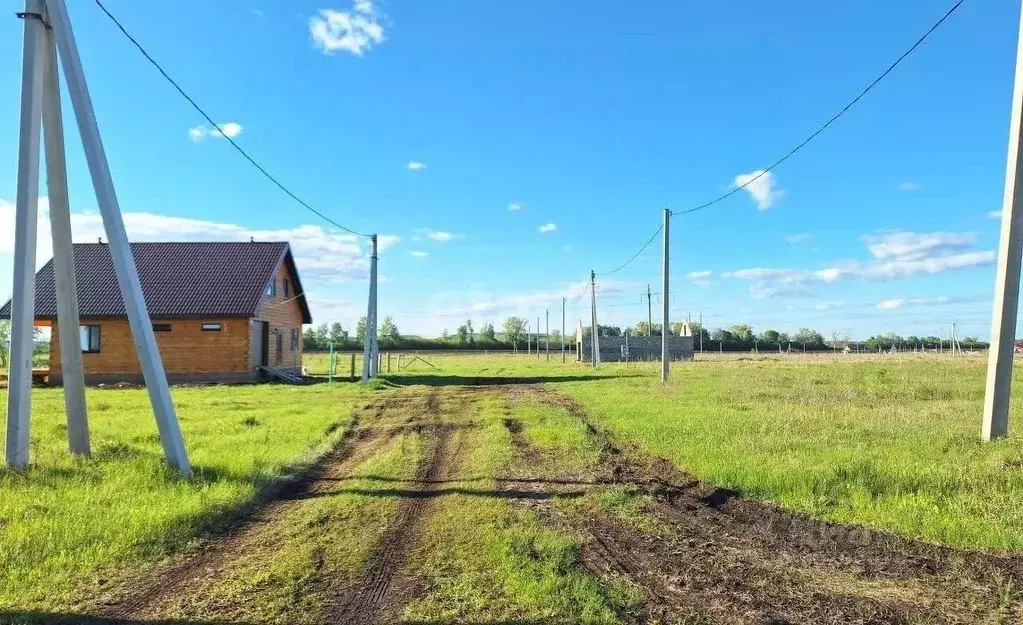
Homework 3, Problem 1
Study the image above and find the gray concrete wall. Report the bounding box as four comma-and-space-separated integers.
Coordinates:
579, 335, 694, 363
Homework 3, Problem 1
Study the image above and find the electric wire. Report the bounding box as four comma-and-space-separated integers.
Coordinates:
92, 0, 371, 238
674, 0, 965, 217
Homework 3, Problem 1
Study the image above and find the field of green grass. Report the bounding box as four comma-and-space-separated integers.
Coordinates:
0, 381, 371, 611
394, 353, 1023, 551
4, 352, 1023, 622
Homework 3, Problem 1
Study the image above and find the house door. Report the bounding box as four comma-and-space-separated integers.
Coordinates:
253, 321, 269, 368
274, 328, 283, 365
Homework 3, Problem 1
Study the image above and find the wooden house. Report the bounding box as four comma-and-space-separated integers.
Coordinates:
0, 241, 311, 384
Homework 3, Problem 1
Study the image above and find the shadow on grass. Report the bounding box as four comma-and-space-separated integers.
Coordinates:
0, 612, 563, 625
381, 373, 641, 387
286, 486, 586, 502
0, 613, 259, 625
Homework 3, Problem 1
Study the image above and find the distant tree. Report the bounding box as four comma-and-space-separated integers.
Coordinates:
465, 319, 475, 344
455, 323, 469, 345
730, 324, 754, 344
355, 317, 367, 344
330, 321, 347, 345
634, 321, 662, 336
711, 329, 734, 343
441, 328, 450, 341
581, 325, 622, 339
0, 320, 9, 368
303, 327, 320, 350
480, 322, 497, 342
792, 327, 824, 349
549, 329, 562, 343
379, 315, 400, 343
314, 323, 329, 346
778, 332, 792, 347
759, 329, 780, 344
503, 317, 527, 347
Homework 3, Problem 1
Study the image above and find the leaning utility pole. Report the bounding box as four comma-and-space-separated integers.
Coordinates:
537, 315, 541, 360
984, 0, 1023, 441
9, 0, 190, 474
661, 209, 670, 383
590, 270, 599, 368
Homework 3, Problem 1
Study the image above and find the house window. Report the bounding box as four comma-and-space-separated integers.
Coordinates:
79, 325, 101, 353
266, 279, 277, 298
153, 323, 172, 332
290, 328, 299, 350
283, 278, 291, 298
202, 323, 222, 332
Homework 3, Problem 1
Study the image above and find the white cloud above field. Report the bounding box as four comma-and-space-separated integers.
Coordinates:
407, 161, 427, 171
538, 223, 557, 233
0, 198, 393, 295
723, 230, 994, 299
410, 250, 428, 258
785, 233, 812, 243
413, 228, 461, 242
309, 0, 385, 56
734, 170, 783, 210
507, 203, 522, 211
989, 210, 1003, 219
898, 181, 921, 192
189, 122, 243, 142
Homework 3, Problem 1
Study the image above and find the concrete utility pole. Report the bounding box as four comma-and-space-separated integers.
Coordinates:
561, 297, 566, 363
661, 209, 670, 383
647, 284, 653, 335
545, 309, 550, 361
362, 234, 378, 382
41, 26, 88, 455
699, 312, 704, 354
537, 315, 541, 360
983, 37, 1023, 440
590, 270, 599, 368
7, 0, 191, 474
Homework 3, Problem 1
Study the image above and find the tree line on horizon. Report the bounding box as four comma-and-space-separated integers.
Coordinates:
299, 316, 991, 352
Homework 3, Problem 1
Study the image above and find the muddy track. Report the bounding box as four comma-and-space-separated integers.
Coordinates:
94, 395, 403, 620
509, 385, 1023, 624
330, 390, 464, 625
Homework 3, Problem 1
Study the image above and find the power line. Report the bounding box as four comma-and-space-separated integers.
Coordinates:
566, 281, 590, 305
674, 0, 965, 217
92, 0, 370, 239
596, 223, 664, 276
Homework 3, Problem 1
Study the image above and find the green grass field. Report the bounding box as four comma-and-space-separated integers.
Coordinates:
3, 352, 1023, 622
0, 381, 371, 611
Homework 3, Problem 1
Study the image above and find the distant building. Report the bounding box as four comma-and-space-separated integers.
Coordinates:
0, 241, 311, 384
577, 322, 694, 363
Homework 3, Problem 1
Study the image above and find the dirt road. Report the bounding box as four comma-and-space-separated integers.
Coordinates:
47, 384, 1022, 625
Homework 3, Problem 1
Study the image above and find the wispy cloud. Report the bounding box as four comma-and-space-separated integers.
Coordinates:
507, 203, 522, 211
0, 198, 397, 289
410, 250, 428, 258
989, 210, 1003, 219
898, 181, 921, 192
407, 161, 427, 171
538, 223, 557, 233
685, 270, 712, 280
734, 170, 783, 210
785, 233, 812, 244
723, 230, 994, 299
412, 228, 460, 242
876, 296, 949, 310
309, 0, 385, 56
428, 231, 453, 242
188, 122, 243, 142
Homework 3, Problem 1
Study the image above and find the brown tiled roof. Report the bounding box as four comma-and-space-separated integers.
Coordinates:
0, 242, 312, 323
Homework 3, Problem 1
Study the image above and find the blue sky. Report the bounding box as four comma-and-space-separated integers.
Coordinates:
0, 0, 1019, 339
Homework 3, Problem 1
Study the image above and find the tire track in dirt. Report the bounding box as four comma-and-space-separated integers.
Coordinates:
329, 389, 465, 625
95, 394, 406, 621
505, 385, 1023, 624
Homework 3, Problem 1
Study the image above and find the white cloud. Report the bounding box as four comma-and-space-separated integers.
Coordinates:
685, 270, 713, 280
507, 203, 522, 211
412, 228, 461, 243
428, 231, 453, 242
733, 170, 783, 210
538, 223, 557, 233
785, 233, 812, 243
0, 198, 396, 290
189, 122, 243, 142
898, 182, 921, 192
875, 297, 950, 310
989, 210, 1003, 219
407, 161, 427, 171
877, 298, 904, 310
815, 301, 849, 311
862, 231, 975, 262
410, 250, 428, 258
309, 1, 385, 56
722, 230, 994, 298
